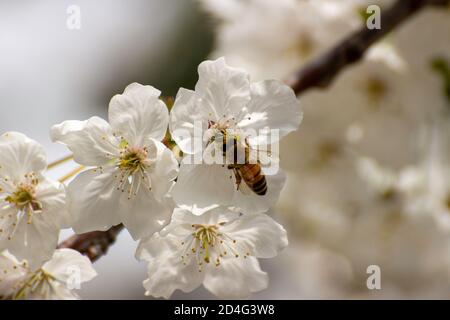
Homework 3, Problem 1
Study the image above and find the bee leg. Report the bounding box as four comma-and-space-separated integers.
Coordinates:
227, 165, 241, 191
233, 169, 242, 191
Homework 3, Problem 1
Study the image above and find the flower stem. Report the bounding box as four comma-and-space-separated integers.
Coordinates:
47, 154, 74, 170
58, 166, 85, 183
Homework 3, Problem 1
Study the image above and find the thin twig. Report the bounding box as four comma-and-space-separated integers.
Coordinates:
58, 165, 85, 183
57, 225, 124, 262
47, 154, 74, 170
287, 0, 450, 95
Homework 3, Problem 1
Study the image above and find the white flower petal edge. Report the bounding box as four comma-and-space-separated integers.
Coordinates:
170, 58, 301, 211
136, 206, 288, 299
0, 251, 27, 298
0, 132, 47, 179
171, 161, 235, 208
0, 132, 69, 269
109, 83, 169, 145
51, 83, 178, 240
203, 257, 268, 299
67, 168, 123, 233
172, 160, 286, 213
241, 80, 303, 145
0, 249, 97, 300
170, 57, 302, 151
41, 248, 97, 285
195, 57, 251, 121
50, 117, 118, 167
231, 168, 286, 214
169, 88, 205, 155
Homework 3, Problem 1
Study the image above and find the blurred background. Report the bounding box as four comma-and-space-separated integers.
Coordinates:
1, 0, 449, 299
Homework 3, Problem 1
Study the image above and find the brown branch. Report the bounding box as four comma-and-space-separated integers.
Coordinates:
288, 0, 450, 95
57, 225, 124, 262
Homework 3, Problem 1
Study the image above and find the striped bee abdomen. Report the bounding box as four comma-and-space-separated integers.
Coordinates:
238, 164, 267, 196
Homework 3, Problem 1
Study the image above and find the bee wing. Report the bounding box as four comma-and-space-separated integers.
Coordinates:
247, 144, 279, 170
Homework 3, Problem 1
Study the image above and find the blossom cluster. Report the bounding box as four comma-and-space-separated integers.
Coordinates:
0, 58, 301, 299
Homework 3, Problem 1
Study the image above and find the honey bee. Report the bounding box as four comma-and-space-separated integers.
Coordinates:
228, 163, 267, 196
222, 130, 267, 196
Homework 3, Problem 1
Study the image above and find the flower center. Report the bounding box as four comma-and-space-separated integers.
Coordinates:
7, 187, 33, 208
119, 146, 148, 173
193, 224, 219, 264
4, 173, 42, 225
206, 119, 248, 161
115, 145, 152, 199
180, 223, 251, 272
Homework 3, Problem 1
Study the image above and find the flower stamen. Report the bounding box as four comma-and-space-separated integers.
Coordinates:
4, 173, 42, 226
13, 269, 55, 300
113, 144, 152, 200
181, 223, 243, 271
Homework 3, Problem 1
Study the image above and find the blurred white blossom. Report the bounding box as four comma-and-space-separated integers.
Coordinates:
201, 0, 361, 80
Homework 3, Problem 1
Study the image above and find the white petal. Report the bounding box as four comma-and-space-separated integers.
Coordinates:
203, 257, 268, 299
0, 132, 47, 180
232, 168, 286, 213
137, 233, 204, 299
36, 176, 70, 228
28, 283, 79, 300
108, 83, 169, 145
146, 139, 179, 202
119, 188, 173, 240
222, 213, 288, 258
172, 162, 235, 208
50, 117, 119, 166
156, 207, 207, 238
169, 88, 206, 154
135, 232, 170, 262
195, 57, 251, 121
4, 214, 60, 269
0, 250, 28, 298
68, 168, 122, 234
238, 80, 302, 145
0, 207, 17, 240
169, 206, 237, 226
42, 248, 97, 284
158, 207, 238, 240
